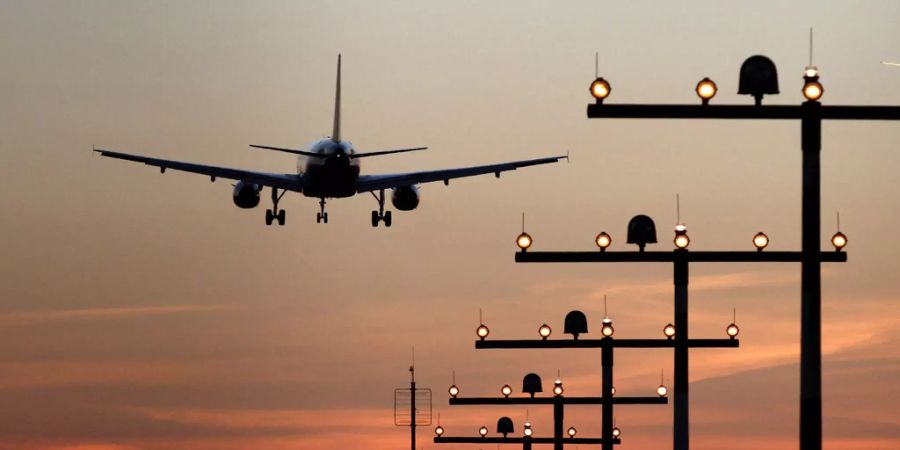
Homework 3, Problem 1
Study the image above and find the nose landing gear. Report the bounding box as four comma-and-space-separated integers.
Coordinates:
370, 189, 392, 227
266, 187, 287, 226
316, 198, 329, 224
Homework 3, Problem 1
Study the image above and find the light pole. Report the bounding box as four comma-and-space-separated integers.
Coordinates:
395, 365, 432, 450
578, 54, 900, 450
516, 230, 846, 450
476, 311, 736, 450
435, 374, 639, 449
435, 314, 674, 450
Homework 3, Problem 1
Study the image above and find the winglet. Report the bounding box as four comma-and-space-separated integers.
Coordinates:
332, 54, 342, 142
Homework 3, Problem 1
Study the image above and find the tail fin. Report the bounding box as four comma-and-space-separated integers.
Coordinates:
332, 54, 341, 142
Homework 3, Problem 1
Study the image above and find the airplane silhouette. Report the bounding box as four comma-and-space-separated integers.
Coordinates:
94, 55, 566, 227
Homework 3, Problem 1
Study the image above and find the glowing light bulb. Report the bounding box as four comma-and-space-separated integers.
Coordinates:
657, 384, 668, 397
601, 317, 615, 337
832, 231, 847, 251
753, 232, 769, 251
553, 383, 564, 396
595, 232, 612, 251
539, 323, 552, 339
803, 79, 824, 101
696, 77, 718, 104
726, 323, 740, 338
674, 224, 690, 249
516, 232, 533, 251
590, 77, 611, 102
663, 323, 676, 339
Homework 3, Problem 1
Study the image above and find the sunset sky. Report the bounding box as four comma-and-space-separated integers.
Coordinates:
2, 1, 900, 449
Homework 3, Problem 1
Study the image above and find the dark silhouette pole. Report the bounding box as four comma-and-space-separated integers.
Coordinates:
553, 395, 564, 450
800, 100, 822, 449
673, 250, 689, 450
411, 370, 417, 450
395, 365, 431, 450
601, 339, 614, 450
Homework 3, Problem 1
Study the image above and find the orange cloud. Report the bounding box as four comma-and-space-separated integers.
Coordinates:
132, 406, 392, 431
0, 304, 232, 328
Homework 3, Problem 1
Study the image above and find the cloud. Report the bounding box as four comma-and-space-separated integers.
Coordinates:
131, 407, 393, 432
0, 304, 232, 328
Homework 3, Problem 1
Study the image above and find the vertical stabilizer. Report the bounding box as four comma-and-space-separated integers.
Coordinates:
332, 54, 341, 142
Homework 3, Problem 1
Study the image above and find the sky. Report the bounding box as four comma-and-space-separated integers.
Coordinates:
1, 1, 900, 449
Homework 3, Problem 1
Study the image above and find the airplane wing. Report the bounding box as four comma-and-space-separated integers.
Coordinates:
355, 154, 567, 193
93, 148, 302, 191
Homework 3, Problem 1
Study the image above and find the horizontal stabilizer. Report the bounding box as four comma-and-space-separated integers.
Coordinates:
251, 144, 427, 159
250, 144, 320, 158
352, 147, 428, 158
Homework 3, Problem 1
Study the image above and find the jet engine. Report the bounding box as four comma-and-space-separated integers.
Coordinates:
391, 185, 420, 211
232, 181, 261, 208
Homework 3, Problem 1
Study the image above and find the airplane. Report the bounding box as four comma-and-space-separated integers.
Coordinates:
94, 55, 566, 227
882, 61, 900, 67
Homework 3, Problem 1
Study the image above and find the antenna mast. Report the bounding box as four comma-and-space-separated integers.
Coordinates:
676, 193, 681, 224
809, 27, 814, 66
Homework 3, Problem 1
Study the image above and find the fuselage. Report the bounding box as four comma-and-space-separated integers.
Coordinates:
298, 138, 361, 198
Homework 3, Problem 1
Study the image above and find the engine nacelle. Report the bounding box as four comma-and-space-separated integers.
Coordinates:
391, 185, 420, 211
232, 181, 261, 209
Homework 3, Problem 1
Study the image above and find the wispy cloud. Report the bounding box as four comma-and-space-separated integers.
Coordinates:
0, 304, 232, 328
132, 407, 393, 431
51, 446, 140, 450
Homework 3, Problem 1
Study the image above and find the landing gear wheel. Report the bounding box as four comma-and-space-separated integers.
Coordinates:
316, 198, 329, 224
370, 189, 392, 228
266, 187, 287, 227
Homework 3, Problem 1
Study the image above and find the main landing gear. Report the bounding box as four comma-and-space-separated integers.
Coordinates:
265, 187, 286, 226
316, 198, 328, 224
370, 189, 392, 227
